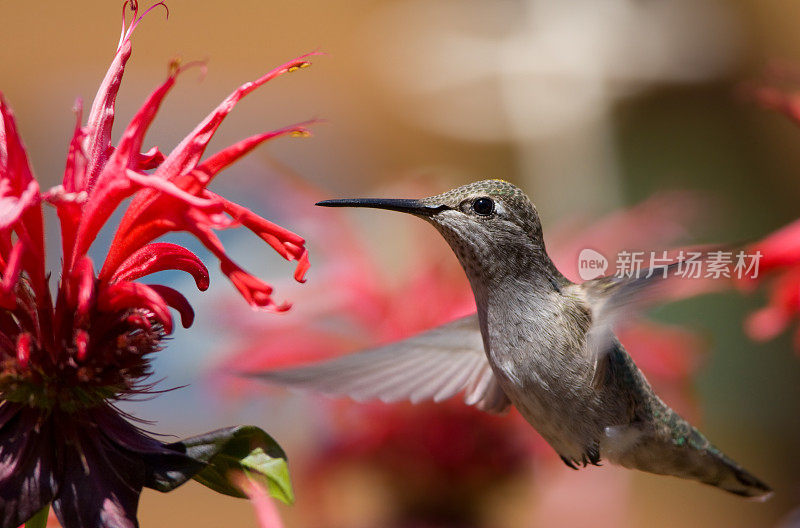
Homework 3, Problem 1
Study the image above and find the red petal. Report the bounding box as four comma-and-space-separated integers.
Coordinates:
15, 332, 31, 368
750, 218, 800, 274
81, 0, 168, 189
54, 100, 88, 265
745, 268, 800, 341
81, 38, 132, 190
154, 54, 318, 181
147, 284, 194, 328
195, 225, 289, 311
0, 181, 40, 232
101, 68, 317, 272
0, 241, 24, 308
125, 312, 152, 331
0, 96, 46, 295
75, 329, 90, 362
105, 64, 180, 176
0, 94, 42, 231
768, 268, 800, 311
107, 242, 210, 291
70, 256, 96, 321
70, 64, 185, 267
219, 197, 308, 282
745, 306, 789, 341
744, 83, 800, 127
62, 99, 87, 194
135, 146, 165, 170
97, 281, 174, 334
98, 177, 227, 277
193, 123, 314, 186
293, 248, 311, 283
125, 169, 221, 209
221, 259, 289, 312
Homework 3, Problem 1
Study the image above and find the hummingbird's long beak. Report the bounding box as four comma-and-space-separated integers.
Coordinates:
316, 198, 446, 216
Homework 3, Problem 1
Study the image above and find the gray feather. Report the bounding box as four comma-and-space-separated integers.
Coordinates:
247, 314, 511, 413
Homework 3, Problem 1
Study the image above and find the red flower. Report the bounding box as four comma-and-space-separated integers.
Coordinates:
0, 2, 311, 526
741, 71, 800, 352
741, 62, 800, 127
742, 219, 800, 351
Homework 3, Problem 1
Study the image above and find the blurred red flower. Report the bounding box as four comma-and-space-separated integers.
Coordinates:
742, 219, 800, 351
0, 2, 311, 526
233, 472, 287, 528
740, 71, 800, 353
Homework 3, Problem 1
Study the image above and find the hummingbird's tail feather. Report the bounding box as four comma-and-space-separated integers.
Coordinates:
605, 417, 772, 499
708, 452, 774, 500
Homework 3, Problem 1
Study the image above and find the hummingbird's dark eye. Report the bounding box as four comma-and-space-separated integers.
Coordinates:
472, 197, 494, 216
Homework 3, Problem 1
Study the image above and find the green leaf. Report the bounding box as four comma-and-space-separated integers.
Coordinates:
25, 504, 49, 528
241, 447, 294, 504
178, 425, 294, 504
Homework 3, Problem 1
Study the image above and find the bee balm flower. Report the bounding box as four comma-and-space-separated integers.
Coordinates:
0, 2, 310, 526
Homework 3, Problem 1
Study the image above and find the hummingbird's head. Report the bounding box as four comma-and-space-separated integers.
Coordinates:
317, 180, 554, 283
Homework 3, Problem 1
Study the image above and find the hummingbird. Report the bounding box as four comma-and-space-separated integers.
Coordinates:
252, 179, 772, 499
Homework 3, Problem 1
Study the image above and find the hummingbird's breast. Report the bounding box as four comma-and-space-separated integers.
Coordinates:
479, 280, 624, 461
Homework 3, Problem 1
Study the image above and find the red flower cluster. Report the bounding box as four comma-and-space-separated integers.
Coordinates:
1, 1, 312, 408
0, 2, 312, 526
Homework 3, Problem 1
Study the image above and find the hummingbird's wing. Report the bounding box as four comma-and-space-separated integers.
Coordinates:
581, 263, 687, 388
581, 258, 718, 388
583, 246, 731, 335
584, 265, 679, 326
244, 314, 511, 414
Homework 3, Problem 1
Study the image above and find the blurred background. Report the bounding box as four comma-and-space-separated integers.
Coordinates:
2, 0, 800, 526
